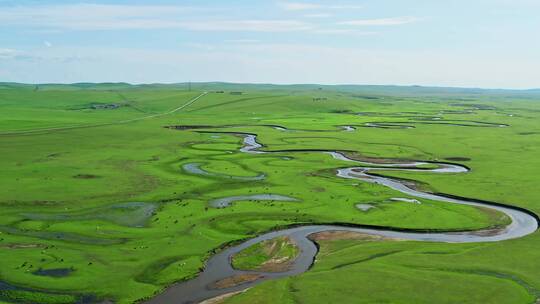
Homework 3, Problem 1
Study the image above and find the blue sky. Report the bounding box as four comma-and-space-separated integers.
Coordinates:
0, 0, 539, 88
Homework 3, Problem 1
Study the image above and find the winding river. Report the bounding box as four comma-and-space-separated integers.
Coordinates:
146, 132, 538, 304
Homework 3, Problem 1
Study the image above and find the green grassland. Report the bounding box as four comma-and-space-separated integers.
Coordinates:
231, 236, 299, 272
0, 83, 539, 303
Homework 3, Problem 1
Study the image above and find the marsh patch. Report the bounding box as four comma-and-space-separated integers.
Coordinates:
329, 109, 353, 113
209, 194, 298, 208
390, 197, 421, 204
165, 125, 212, 130
355, 203, 375, 212
33, 268, 74, 278
450, 103, 497, 110
21, 202, 157, 228
182, 163, 265, 181
70, 103, 124, 111
73, 174, 100, 179
0, 280, 93, 303
1, 243, 45, 249
311, 187, 326, 192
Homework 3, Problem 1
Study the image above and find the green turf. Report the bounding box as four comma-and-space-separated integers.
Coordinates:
0, 84, 539, 303
223, 238, 539, 304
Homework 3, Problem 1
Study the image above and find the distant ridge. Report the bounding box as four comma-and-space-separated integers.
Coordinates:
0, 82, 539, 98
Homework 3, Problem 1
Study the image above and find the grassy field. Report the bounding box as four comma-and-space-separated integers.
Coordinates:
0, 83, 539, 303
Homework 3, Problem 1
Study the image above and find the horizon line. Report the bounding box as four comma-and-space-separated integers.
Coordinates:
1, 81, 539, 92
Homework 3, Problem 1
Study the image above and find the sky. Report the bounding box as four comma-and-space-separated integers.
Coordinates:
0, 0, 539, 89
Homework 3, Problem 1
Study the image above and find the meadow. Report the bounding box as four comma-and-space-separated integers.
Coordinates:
0, 83, 539, 303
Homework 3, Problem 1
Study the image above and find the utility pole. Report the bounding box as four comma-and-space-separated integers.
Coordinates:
188, 81, 192, 92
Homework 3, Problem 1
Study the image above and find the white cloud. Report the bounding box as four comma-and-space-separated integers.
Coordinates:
0, 4, 187, 22
313, 29, 377, 36
0, 47, 93, 62
225, 39, 261, 44
0, 4, 188, 30
0, 4, 310, 32
0, 48, 18, 59
184, 42, 216, 51
44, 41, 52, 47
304, 13, 333, 18
279, 2, 322, 10
178, 20, 311, 32
279, 2, 362, 11
339, 17, 419, 26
